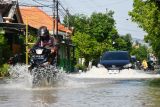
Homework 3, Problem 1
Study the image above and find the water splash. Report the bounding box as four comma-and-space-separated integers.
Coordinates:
6, 64, 33, 89
69, 66, 160, 79
6, 64, 159, 90
30, 65, 58, 87
4, 64, 63, 89
4, 64, 81, 90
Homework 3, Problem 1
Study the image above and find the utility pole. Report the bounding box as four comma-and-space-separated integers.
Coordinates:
54, 0, 59, 65
56, 0, 59, 38
53, 0, 58, 38
66, 9, 70, 28
25, 18, 28, 65
52, 0, 55, 36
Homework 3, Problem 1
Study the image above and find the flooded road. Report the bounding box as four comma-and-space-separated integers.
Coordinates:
1, 78, 160, 107
1, 65, 160, 107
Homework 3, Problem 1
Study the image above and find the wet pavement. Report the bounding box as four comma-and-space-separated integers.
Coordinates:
1, 65, 160, 107
0, 77, 160, 107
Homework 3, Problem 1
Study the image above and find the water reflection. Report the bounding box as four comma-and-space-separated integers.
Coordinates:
31, 90, 57, 106
0, 95, 8, 102
1, 79, 160, 107
144, 79, 160, 106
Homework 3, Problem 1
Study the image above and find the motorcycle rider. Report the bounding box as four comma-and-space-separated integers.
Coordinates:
142, 59, 148, 71
32, 26, 58, 65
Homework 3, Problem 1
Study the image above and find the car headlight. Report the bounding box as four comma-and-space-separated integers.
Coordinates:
97, 64, 105, 68
124, 63, 132, 68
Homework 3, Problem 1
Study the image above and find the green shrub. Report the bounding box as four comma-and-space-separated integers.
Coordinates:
0, 64, 10, 77
76, 64, 86, 71
0, 34, 13, 65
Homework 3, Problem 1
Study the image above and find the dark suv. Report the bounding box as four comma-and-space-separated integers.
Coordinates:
98, 51, 132, 70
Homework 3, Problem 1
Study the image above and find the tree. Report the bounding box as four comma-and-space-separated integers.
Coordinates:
129, 0, 160, 59
64, 11, 133, 66
121, 34, 133, 52
63, 14, 90, 33
64, 11, 117, 53
131, 45, 148, 61
114, 37, 127, 51
112, 34, 133, 52
89, 11, 117, 42
64, 10, 117, 43
72, 32, 98, 65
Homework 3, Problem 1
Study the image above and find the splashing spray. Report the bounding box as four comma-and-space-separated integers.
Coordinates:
8, 64, 61, 89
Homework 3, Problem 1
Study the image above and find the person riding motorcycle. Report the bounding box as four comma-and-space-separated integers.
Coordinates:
142, 59, 148, 71
32, 26, 58, 65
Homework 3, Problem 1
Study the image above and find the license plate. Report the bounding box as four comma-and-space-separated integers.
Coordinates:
108, 70, 119, 74
33, 55, 44, 59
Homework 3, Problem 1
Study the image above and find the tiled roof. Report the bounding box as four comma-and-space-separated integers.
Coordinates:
19, 7, 71, 33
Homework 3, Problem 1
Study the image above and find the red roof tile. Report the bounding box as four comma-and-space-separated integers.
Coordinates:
19, 7, 71, 33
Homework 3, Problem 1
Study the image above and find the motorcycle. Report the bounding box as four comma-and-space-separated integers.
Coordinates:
29, 46, 58, 86
147, 61, 155, 71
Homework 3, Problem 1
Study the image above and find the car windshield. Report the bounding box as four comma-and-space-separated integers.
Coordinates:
102, 52, 129, 60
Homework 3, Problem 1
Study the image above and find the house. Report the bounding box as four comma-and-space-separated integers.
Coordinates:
19, 7, 72, 35
0, 0, 27, 55
0, 1, 75, 72
0, 0, 22, 23
19, 7, 75, 72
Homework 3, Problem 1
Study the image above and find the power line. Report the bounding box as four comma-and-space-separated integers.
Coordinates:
19, 1, 68, 19
59, 1, 67, 12
59, 9, 66, 16
59, 0, 75, 14
20, 0, 71, 29
19, 4, 49, 7
32, 0, 53, 8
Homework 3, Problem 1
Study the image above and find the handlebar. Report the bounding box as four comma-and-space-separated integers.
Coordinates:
30, 46, 51, 54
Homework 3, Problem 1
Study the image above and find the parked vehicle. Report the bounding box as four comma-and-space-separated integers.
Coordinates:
98, 51, 132, 73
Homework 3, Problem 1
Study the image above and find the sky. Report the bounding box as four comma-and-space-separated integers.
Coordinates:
20, 0, 146, 40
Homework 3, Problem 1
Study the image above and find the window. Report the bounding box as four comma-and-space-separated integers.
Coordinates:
102, 52, 129, 60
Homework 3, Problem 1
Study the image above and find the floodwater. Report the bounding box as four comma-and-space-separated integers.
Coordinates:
0, 65, 160, 107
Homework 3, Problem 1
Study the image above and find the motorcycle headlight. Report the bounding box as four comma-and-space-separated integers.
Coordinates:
97, 63, 105, 68
124, 63, 132, 68
36, 49, 43, 55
